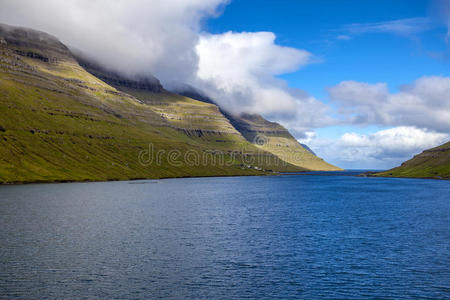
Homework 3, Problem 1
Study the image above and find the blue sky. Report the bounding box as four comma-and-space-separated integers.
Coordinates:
203, 0, 450, 168
207, 0, 448, 102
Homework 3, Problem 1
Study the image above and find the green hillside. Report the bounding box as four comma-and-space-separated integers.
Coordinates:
374, 141, 450, 179
0, 23, 312, 183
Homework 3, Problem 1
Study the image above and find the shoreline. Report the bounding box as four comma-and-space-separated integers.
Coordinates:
0, 172, 283, 186
357, 171, 449, 181
0, 170, 351, 185
3, 170, 446, 186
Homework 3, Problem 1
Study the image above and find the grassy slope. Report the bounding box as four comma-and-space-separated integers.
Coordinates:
118, 88, 303, 173
0, 26, 303, 183
374, 141, 450, 179
227, 113, 343, 171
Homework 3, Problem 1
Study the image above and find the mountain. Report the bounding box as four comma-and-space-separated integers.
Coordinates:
374, 141, 450, 179
172, 88, 341, 171
79, 58, 342, 171
0, 23, 339, 183
225, 113, 342, 171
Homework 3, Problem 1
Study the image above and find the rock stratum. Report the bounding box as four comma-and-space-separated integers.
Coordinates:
0, 23, 340, 183
374, 141, 450, 179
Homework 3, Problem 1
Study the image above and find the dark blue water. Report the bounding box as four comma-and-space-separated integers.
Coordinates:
0, 173, 449, 299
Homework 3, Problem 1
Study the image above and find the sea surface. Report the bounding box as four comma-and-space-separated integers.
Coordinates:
0, 172, 449, 299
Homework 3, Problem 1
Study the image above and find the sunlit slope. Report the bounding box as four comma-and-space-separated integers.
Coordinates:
0, 24, 303, 183
227, 113, 343, 171
374, 141, 450, 179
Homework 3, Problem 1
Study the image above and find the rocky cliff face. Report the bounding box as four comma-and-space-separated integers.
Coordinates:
226, 113, 291, 140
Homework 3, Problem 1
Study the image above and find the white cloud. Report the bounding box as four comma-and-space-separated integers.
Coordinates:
195, 31, 310, 113
337, 11, 449, 58
302, 127, 449, 169
328, 76, 450, 132
341, 17, 431, 37
0, 0, 227, 83
195, 31, 333, 130
197, 32, 309, 81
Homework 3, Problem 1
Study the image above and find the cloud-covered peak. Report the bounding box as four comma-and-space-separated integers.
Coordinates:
0, 0, 330, 131
0, 0, 226, 83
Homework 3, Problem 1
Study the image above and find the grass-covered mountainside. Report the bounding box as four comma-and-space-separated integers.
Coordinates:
0, 23, 339, 183
226, 113, 342, 171
374, 141, 450, 179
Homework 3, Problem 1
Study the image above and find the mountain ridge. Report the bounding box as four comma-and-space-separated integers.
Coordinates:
0, 23, 340, 183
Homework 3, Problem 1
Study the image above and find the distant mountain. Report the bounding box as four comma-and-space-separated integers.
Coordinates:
374, 141, 450, 179
225, 113, 342, 171
0, 23, 340, 183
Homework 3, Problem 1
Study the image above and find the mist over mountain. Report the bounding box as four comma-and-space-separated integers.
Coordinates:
0, 0, 332, 135
0, 0, 223, 82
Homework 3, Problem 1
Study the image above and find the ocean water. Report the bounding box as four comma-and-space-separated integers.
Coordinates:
0, 172, 449, 299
